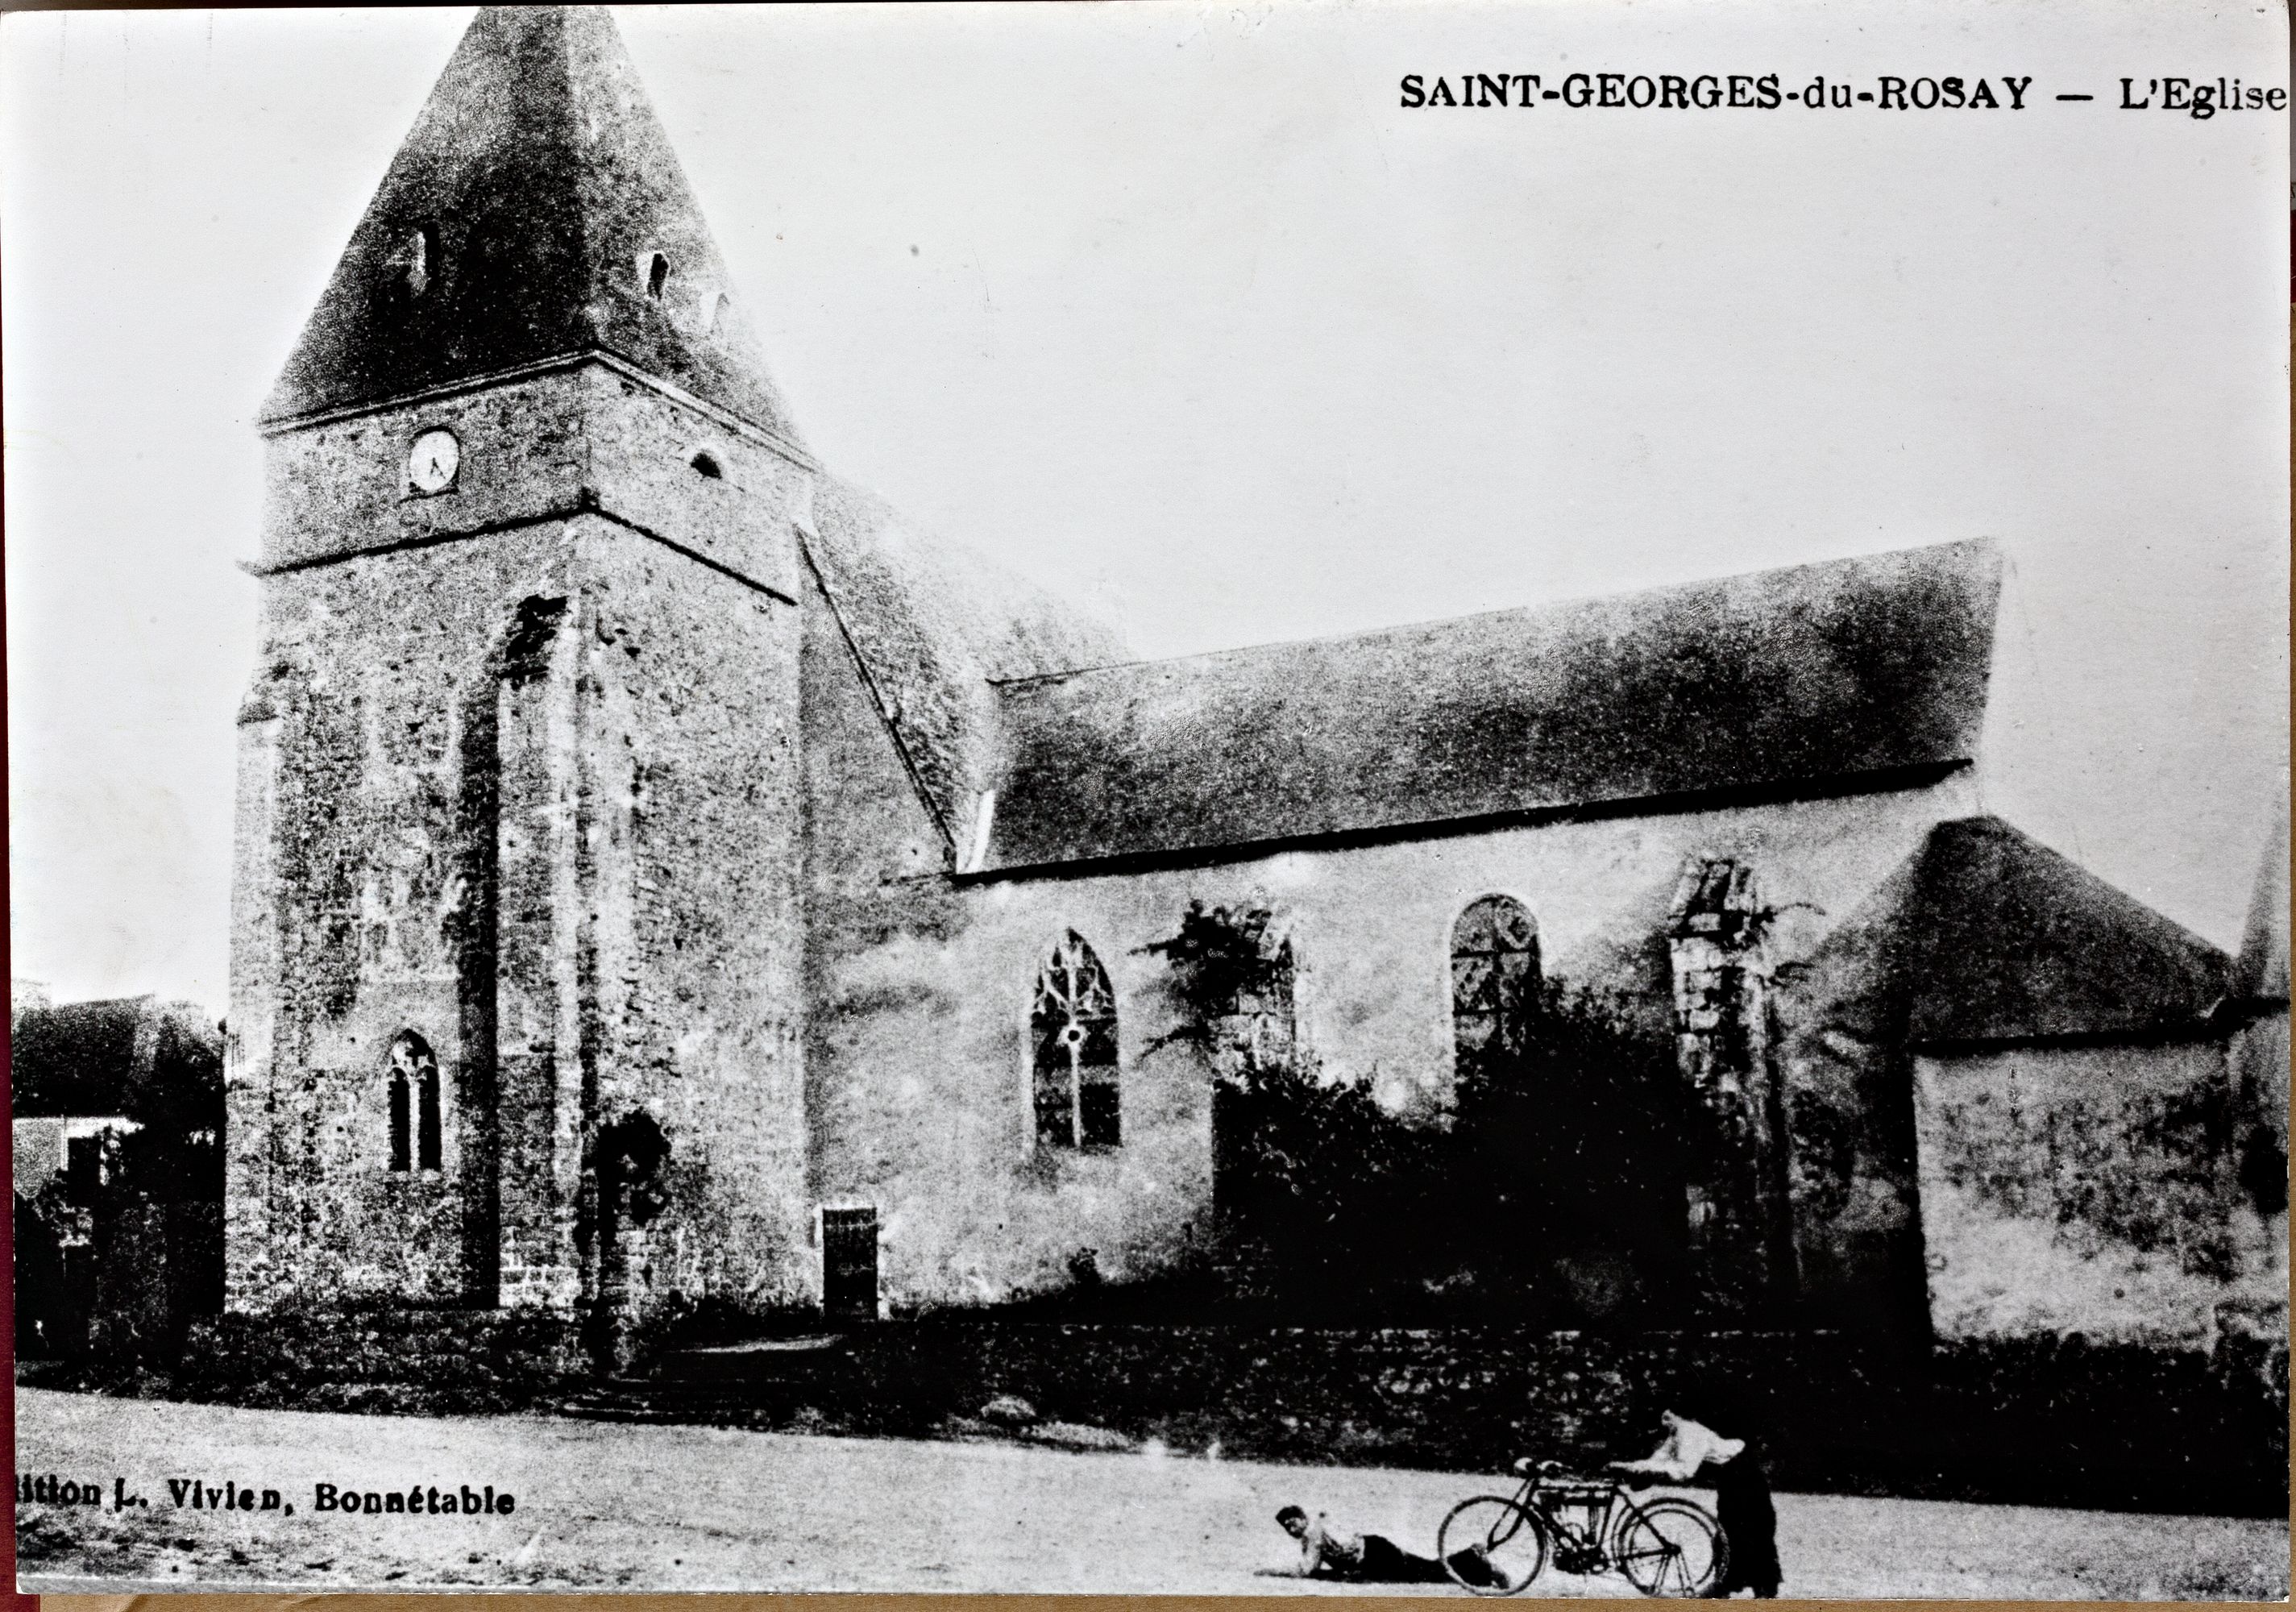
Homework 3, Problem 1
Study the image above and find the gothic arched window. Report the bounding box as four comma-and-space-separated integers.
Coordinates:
1451, 895, 1541, 1073
388, 1030, 442, 1173
1032, 931, 1120, 1149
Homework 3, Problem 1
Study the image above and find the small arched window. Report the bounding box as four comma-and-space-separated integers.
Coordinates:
690, 450, 723, 480
388, 1030, 442, 1173
646, 251, 671, 300
1032, 931, 1119, 1149
701, 291, 730, 334
1451, 895, 1541, 1074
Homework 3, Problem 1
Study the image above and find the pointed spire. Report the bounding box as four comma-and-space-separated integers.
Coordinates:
265, 6, 800, 445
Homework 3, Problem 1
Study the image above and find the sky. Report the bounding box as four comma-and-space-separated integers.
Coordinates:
3, 1, 2288, 1015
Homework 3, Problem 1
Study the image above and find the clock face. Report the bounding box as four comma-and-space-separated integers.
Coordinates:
408, 427, 460, 494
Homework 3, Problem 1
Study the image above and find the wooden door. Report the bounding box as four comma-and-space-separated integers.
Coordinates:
821, 1207, 878, 1322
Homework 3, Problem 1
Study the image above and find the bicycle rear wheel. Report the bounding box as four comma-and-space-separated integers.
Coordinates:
1437, 1495, 1548, 1596
1611, 1498, 1725, 1597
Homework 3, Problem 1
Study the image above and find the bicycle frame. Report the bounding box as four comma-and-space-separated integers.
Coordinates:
1515, 1473, 1692, 1568
1510, 1474, 1612, 1558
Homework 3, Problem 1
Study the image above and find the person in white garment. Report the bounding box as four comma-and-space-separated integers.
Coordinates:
1611, 1409, 1783, 1598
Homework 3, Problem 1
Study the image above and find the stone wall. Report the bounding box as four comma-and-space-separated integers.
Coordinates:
258, 364, 805, 599
1912, 1042, 2286, 1348
172, 1307, 586, 1416
798, 588, 1215, 1311
39, 1313, 2278, 1517
576, 524, 813, 1324
831, 1320, 2285, 1514
1767, 852, 1936, 1338
228, 359, 818, 1341
227, 524, 581, 1312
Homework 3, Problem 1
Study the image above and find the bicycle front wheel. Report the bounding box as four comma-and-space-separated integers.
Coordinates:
1437, 1495, 1548, 1596
1611, 1498, 1725, 1597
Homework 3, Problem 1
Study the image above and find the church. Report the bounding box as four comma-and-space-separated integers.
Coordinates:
222, 6, 2281, 1366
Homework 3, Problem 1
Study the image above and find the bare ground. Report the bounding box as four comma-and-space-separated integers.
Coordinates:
15, 1387, 2288, 1597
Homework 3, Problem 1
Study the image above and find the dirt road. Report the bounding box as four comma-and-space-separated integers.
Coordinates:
15, 1388, 2286, 1597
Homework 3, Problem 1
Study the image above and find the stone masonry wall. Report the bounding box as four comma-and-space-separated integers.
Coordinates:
229, 363, 815, 1336
1912, 1042, 2287, 1348
576, 523, 812, 1324
259, 364, 801, 600
227, 525, 579, 1312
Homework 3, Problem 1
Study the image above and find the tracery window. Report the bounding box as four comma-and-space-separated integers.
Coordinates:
388, 1030, 442, 1173
1032, 931, 1120, 1149
1451, 895, 1542, 1072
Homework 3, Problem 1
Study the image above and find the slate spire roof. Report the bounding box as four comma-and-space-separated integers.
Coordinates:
264, 6, 801, 444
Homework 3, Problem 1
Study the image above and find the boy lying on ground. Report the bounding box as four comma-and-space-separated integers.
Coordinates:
1259, 1504, 1503, 1586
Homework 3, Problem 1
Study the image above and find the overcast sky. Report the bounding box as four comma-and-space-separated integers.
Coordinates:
3, 1, 2287, 1014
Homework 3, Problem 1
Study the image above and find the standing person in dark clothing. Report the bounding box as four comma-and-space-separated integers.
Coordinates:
1611, 1409, 1783, 1598
1707, 1437, 1781, 1600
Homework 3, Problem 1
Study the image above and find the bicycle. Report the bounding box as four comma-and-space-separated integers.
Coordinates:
1438, 1458, 1726, 1597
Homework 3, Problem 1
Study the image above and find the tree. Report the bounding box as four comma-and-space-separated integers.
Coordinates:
1147, 902, 1691, 1323
1145, 902, 1445, 1317
1448, 977, 1690, 1325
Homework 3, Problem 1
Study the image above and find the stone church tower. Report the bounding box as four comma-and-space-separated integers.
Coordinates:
224, 7, 816, 1356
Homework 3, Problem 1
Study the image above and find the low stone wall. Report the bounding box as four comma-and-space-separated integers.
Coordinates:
831, 1323, 1898, 1473
1916, 1330, 2288, 1516
832, 1322, 2287, 1516
167, 1307, 587, 1415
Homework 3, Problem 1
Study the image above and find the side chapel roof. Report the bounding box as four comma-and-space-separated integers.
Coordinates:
1900, 816, 2233, 1047
10, 997, 222, 1125
264, 6, 801, 445
978, 538, 2003, 873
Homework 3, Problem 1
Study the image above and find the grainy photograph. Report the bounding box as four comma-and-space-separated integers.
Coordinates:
4, 0, 2288, 1596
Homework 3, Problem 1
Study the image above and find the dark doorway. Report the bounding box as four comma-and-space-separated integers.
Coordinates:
583, 1111, 670, 1372
821, 1207, 878, 1323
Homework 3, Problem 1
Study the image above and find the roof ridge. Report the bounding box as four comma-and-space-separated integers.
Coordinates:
990, 536, 1999, 693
